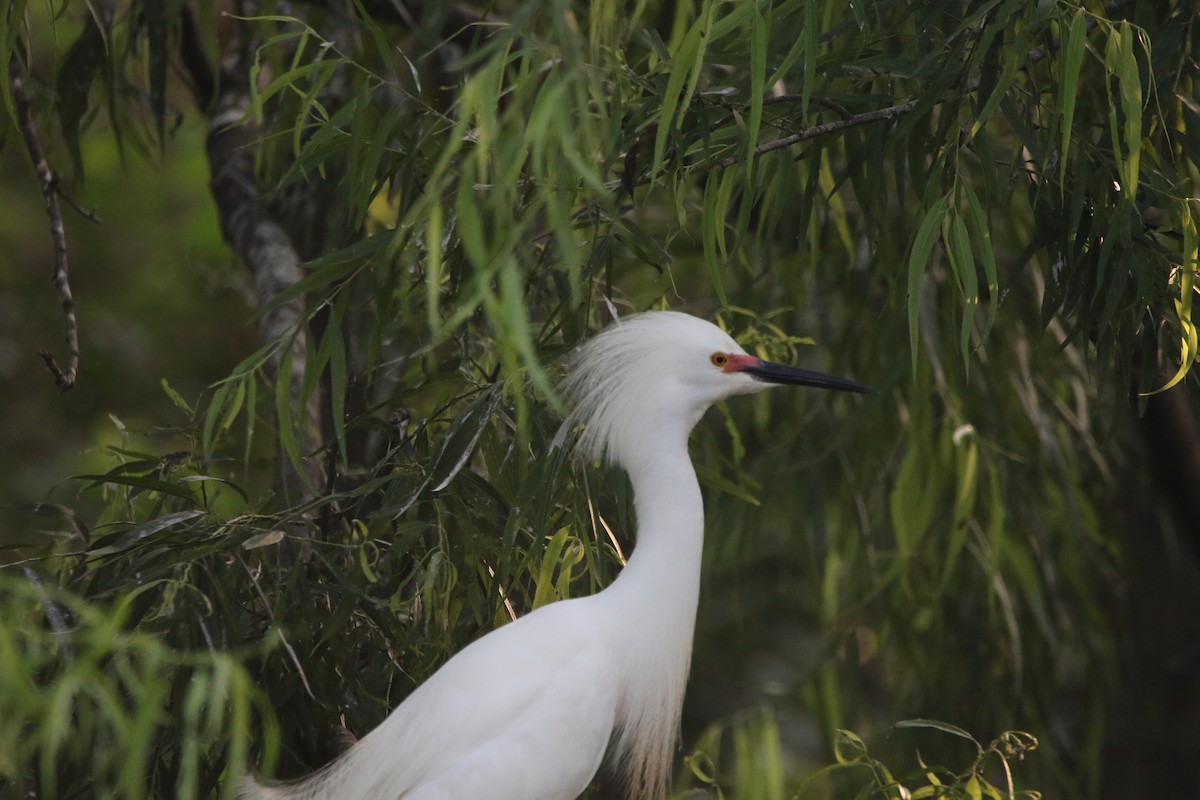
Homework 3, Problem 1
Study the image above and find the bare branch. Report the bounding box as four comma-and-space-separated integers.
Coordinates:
10, 53, 80, 391
717, 99, 920, 169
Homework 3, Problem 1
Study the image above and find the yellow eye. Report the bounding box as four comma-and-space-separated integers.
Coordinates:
710, 352, 728, 367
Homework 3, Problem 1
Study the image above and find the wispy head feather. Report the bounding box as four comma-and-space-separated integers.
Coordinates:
559, 312, 743, 468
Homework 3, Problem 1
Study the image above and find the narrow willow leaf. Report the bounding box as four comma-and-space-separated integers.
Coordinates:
708, 0, 756, 39
1151, 200, 1198, 392
969, 16, 1026, 140
952, 431, 978, 527
678, 2, 717, 143
455, 163, 488, 269
820, 149, 854, 258
1059, 10, 1087, 184
54, 16, 106, 180
161, 379, 193, 415
274, 346, 302, 475
119, 673, 162, 797
429, 391, 503, 495
888, 439, 935, 566
303, 313, 332, 407
746, 6, 766, 165
801, 0, 817, 121
244, 374, 258, 469
940, 427, 979, 590
907, 195, 950, 373
303, 231, 392, 269
73, 474, 199, 503
716, 167, 737, 259
1103, 29, 1128, 192
257, 259, 364, 318
328, 291, 349, 466
87, 510, 205, 556
946, 211, 979, 362
961, 181, 998, 333
292, 61, 337, 160
426, 202, 445, 334
355, 103, 406, 221
251, 58, 330, 122
242, 530, 285, 549
532, 526, 575, 609
145, 0, 169, 143
894, 718, 980, 745
653, 5, 710, 179
497, 255, 557, 405
833, 728, 869, 765
1116, 22, 1143, 194
701, 170, 730, 309
179, 475, 249, 503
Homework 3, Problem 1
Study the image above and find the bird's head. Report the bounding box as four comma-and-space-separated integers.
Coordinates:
559, 311, 873, 469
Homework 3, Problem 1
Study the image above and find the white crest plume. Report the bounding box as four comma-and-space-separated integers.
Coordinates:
559, 311, 743, 468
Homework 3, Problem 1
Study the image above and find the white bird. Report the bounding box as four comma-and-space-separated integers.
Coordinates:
244, 310, 873, 800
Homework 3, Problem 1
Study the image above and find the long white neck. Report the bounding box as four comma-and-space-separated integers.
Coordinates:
603, 416, 705, 800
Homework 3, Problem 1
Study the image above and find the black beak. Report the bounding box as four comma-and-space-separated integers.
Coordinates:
741, 360, 877, 395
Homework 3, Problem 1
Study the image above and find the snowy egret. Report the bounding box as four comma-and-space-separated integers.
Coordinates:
244, 310, 873, 800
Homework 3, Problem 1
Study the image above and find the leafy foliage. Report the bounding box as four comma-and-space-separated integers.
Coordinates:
2, 0, 1198, 797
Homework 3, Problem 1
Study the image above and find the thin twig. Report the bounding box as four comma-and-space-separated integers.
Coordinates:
761, 94, 854, 119
717, 98, 920, 168
10, 53, 79, 391
55, 183, 103, 224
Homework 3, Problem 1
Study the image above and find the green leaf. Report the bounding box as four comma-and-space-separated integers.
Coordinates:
87, 510, 205, 556
1059, 9, 1087, 184
652, 3, 714, 180
945, 210, 978, 362
833, 729, 870, 765
274, 345, 303, 476
531, 526, 582, 609
1150, 199, 1198, 393
179, 474, 249, 503
746, 6, 766, 165
801, 0, 817, 123
383, 390, 502, 520
55, 15, 107, 180
161, 379, 193, 415
327, 292, 350, 467
144, 0, 172, 145
907, 195, 950, 373
961, 181, 998, 333
72, 474, 200, 503
1116, 23, 1143, 194
455, 163, 489, 269
702, 169, 730, 309
894, 718, 980, 746
426, 201, 445, 334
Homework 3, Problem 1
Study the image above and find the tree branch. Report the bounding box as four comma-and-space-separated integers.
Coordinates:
180, 7, 325, 505
10, 53, 80, 391
717, 98, 920, 169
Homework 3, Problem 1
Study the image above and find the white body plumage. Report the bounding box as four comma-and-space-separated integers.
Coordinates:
244, 311, 871, 800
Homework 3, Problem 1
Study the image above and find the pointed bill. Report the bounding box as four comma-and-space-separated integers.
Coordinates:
739, 358, 876, 394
